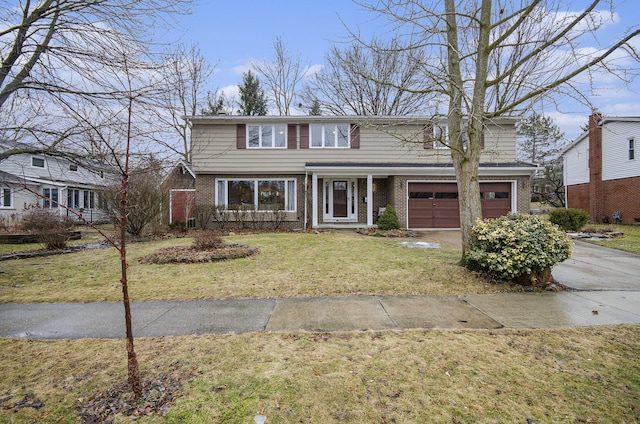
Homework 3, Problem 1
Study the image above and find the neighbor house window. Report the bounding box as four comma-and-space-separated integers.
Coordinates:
31, 157, 45, 168
1, 188, 12, 208
68, 189, 81, 209
216, 179, 296, 211
630, 138, 636, 160
70, 163, 78, 171
83, 190, 95, 209
43, 188, 59, 208
247, 125, 287, 148
310, 124, 350, 148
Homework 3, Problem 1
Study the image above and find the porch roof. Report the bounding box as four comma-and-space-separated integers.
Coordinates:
304, 162, 537, 177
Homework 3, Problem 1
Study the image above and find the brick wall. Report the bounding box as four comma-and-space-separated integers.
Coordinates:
588, 113, 605, 221
566, 183, 591, 214
601, 177, 640, 224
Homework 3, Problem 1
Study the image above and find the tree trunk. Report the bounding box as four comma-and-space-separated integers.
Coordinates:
453, 152, 482, 262
120, 172, 143, 398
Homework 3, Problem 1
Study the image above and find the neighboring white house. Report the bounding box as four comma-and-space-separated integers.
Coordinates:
0, 141, 112, 224
562, 113, 640, 224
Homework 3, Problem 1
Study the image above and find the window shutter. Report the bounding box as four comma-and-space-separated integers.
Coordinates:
287, 124, 297, 149
481, 130, 485, 149
350, 124, 360, 149
236, 124, 246, 149
423, 124, 434, 149
300, 124, 309, 149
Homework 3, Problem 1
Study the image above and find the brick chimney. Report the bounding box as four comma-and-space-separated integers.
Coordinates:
588, 111, 604, 222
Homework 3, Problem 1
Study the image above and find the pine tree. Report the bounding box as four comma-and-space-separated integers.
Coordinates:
516, 112, 565, 165
238, 70, 268, 116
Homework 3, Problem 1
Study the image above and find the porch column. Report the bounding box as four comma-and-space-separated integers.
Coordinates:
312, 173, 318, 228
367, 174, 373, 227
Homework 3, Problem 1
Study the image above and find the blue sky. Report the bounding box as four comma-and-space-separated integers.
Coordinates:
172, 0, 640, 141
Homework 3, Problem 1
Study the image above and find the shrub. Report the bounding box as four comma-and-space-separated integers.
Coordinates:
548, 208, 590, 231
192, 205, 215, 230
193, 231, 225, 251
19, 209, 75, 250
466, 213, 572, 285
377, 204, 400, 230
169, 220, 187, 233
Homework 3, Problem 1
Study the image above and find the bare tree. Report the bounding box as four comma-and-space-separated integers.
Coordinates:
153, 44, 215, 162
253, 37, 308, 116
0, 0, 193, 156
355, 0, 640, 258
301, 37, 434, 116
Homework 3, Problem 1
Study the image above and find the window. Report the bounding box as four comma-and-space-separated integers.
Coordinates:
43, 188, 59, 208
310, 124, 350, 148
1, 188, 12, 208
83, 190, 95, 209
217, 179, 296, 211
68, 189, 81, 209
70, 163, 78, 171
630, 138, 636, 160
247, 125, 287, 148
32, 157, 45, 168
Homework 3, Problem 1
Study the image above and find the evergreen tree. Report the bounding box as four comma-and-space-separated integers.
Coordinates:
309, 98, 322, 115
516, 112, 565, 164
238, 70, 268, 116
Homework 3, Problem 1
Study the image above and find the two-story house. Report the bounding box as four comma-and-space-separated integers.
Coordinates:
562, 112, 640, 224
190, 115, 536, 230
0, 141, 111, 224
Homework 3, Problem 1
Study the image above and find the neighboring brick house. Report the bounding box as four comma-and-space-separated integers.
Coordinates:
189, 115, 536, 230
562, 113, 640, 225
163, 159, 196, 225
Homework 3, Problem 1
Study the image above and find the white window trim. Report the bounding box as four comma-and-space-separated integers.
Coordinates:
247, 124, 287, 149
310, 124, 351, 148
43, 187, 59, 209
216, 178, 296, 212
1, 187, 13, 209
31, 156, 46, 168
629, 137, 636, 161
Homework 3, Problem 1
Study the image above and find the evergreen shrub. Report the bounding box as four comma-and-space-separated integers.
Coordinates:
548, 208, 590, 231
377, 204, 400, 230
466, 213, 572, 284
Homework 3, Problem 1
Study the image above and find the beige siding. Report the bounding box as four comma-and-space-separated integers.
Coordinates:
192, 121, 518, 174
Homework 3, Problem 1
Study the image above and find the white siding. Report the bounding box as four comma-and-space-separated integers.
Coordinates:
191, 121, 518, 174
602, 121, 640, 181
563, 136, 590, 185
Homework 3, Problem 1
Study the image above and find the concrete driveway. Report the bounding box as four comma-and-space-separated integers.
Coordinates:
552, 241, 640, 290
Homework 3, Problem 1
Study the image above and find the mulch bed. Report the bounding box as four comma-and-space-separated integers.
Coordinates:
138, 244, 259, 264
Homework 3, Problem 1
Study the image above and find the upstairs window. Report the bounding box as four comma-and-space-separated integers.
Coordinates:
32, 157, 45, 168
310, 124, 350, 148
247, 125, 287, 148
70, 163, 78, 172
1, 188, 12, 208
629, 138, 636, 160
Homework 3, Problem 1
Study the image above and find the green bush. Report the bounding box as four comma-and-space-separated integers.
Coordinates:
548, 208, 590, 231
376, 204, 400, 230
466, 213, 572, 283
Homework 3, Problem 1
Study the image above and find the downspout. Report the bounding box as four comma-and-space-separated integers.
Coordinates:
304, 171, 308, 230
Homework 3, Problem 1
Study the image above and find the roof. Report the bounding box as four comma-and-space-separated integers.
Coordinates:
187, 115, 520, 126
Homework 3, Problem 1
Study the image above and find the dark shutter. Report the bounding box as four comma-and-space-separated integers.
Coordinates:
287, 124, 297, 149
236, 124, 246, 149
481, 130, 485, 149
350, 124, 360, 149
423, 124, 434, 149
300, 124, 309, 149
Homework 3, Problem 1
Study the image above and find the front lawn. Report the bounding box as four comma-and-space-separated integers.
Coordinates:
581, 224, 640, 255
0, 231, 522, 304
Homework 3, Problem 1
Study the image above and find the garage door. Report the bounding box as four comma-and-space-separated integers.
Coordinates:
408, 182, 511, 228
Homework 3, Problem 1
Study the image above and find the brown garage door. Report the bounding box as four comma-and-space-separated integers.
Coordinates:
408, 182, 511, 228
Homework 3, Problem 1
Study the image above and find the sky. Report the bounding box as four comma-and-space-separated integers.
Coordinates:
169, 0, 640, 142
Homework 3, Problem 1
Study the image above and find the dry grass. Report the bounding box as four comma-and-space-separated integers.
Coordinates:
0, 231, 522, 304
0, 326, 638, 423
582, 224, 640, 255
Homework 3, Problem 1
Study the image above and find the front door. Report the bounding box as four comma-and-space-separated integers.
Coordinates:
324, 179, 357, 221
333, 181, 348, 217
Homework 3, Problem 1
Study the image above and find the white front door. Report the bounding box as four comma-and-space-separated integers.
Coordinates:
324, 179, 357, 221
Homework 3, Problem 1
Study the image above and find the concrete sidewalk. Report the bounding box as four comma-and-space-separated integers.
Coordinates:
1, 291, 639, 340
2, 240, 640, 340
